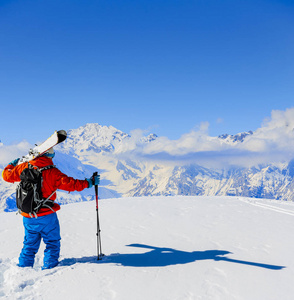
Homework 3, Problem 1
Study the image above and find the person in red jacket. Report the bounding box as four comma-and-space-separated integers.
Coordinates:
2, 148, 99, 269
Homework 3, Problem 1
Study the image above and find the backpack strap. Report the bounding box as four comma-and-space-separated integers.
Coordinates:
39, 165, 56, 172
27, 162, 34, 169
42, 189, 57, 209
33, 189, 57, 217
27, 163, 55, 171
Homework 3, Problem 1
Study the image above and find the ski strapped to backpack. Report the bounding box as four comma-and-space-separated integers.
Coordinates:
16, 163, 57, 218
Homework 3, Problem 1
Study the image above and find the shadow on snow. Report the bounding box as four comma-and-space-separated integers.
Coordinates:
60, 244, 285, 270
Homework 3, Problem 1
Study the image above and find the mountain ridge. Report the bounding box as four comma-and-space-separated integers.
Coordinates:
57, 123, 294, 201
1, 123, 294, 212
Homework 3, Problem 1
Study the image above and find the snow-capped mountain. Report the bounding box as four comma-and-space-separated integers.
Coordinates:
1, 123, 294, 212
57, 123, 130, 156
57, 123, 294, 201
127, 163, 294, 200
218, 131, 253, 144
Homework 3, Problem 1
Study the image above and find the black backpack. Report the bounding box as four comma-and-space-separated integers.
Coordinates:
16, 163, 56, 217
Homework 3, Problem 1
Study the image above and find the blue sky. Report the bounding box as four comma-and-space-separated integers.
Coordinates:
0, 0, 293, 145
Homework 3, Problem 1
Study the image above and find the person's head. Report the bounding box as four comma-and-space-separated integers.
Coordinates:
43, 147, 55, 159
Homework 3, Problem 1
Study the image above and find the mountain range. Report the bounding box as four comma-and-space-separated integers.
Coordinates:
1, 123, 294, 212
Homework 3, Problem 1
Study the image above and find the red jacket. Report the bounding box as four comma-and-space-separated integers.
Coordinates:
2, 156, 89, 218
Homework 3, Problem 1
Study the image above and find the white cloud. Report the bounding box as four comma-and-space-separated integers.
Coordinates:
241, 108, 294, 154
2, 108, 294, 169
0, 141, 31, 167
114, 108, 294, 168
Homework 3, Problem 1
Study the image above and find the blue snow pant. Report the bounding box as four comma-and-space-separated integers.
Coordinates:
18, 212, 61, 269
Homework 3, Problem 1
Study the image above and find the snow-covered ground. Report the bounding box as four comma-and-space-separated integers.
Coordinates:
0, 196, 294, 300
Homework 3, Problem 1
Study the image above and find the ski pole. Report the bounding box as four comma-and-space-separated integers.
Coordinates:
93, 171, 103, 260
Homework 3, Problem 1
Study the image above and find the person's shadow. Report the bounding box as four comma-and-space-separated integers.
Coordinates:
60, 244, 285, 270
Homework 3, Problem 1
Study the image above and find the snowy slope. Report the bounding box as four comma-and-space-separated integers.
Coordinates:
0, 196, 294, 300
